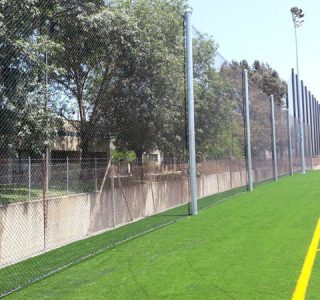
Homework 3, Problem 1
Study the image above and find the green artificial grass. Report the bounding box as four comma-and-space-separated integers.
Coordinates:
0, 185, 244, 297
5, 172, 320, 299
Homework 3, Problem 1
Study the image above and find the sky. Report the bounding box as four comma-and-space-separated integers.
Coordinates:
188, 0, 320, 99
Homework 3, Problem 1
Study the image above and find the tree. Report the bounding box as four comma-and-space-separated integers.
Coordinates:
221, 60, 288, 159
46, 0, 188, 163
0, 0, 60, 157
109, 0, 187, 160
193, 31, 242, 159
247, 60, 287, 105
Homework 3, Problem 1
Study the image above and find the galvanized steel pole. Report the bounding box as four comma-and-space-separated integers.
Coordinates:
309, 91, 315, 163
270, 95, 278, 181
286, 94, 294, 176
185, 9, 198, 215
296, 75, 306, 174
306, 88, 313, 170
243, 70, 253, 191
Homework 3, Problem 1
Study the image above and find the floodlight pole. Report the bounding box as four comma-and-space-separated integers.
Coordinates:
185, 8, 198, 215
290, 7, 306, 174
270, 95, 278, 181
243, 69, 253, 191
294, 25, 299, 76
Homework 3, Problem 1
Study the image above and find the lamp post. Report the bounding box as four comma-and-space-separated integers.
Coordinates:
290, 7, 304, 75
290, 7, 306, 174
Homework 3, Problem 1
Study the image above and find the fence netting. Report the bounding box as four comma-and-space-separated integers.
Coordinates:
249, 82, 273, 183
193, 35, 247, 202
0, 0, 193, 296
0, 1, 318, 298
302, 87, 313, 170
274, 101, 290, 176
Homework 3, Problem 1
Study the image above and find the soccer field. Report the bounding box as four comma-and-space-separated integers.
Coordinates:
6, 172, 320, 299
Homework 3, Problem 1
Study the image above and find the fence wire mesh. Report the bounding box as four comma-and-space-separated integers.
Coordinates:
0, 0, 193, 295
0, 1, 320, 298
194, 44, 247, 200
274, 102, 290, 176
249, 82, 273, 183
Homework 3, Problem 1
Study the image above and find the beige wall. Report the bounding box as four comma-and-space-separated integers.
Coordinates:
1, 160, 319, 268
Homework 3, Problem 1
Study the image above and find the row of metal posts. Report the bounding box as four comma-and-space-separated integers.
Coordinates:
184, 11, 320, 215
185, 10, 293, 214
27, 157, 101, 199
185, 11, 289, 213
241, 69, 319, 193
292, 69, 320, 168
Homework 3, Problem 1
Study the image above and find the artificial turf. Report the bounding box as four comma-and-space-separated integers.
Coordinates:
6, 172, 320, 299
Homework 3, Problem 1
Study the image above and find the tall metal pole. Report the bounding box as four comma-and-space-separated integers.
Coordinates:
270, 95, 278, 181
306, 89, 313, 170
291, 69, 298, 163
286, 94, 294, 175
243, 69, 253, 191
301, 80, 307, 168
309, 91, 315, 162
316, 99, 319, 156
290, 7, 304, 77
314, 96, 318, 156
313, 96, 317, 155
316, 98, 318, 156
296, 75, 306, 173
290, 7, 304, 170
185, 9, 197, 215
294, 25, 300, 76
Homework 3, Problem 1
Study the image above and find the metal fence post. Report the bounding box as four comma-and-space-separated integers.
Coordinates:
286, 95, 294, 176
314, 102, 320, 155
312, 95, 317, 155
28, 157, 31, 198
229, 157, 233, 189
291, 69, 297, 161
296, 75, 306, 174
313, 96, 319, 155
309, 91, 315, 167
94, 158, 98, 191
306, 88, 313, 170
42, 149, 49, 251
185, 8, 197, 215
111, 163, 115, 227
216, 160, 220, 193
66, 157, 69, 193
270, 95, 278, 181
243, 69, 253, 191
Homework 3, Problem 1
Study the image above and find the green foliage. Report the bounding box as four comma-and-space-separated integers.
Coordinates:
221, 59, 287, 159
193, 31, 244, 159
40, 0, 187, 160
0, 0, 61, 156
238, 59, 287, 105
111, 149, 136, 162
1, 0, 285, 163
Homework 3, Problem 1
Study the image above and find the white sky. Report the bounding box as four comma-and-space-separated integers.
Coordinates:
189, 0, 320, 100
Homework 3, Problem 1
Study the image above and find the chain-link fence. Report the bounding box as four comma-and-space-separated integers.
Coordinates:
1, 0, 320, 297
